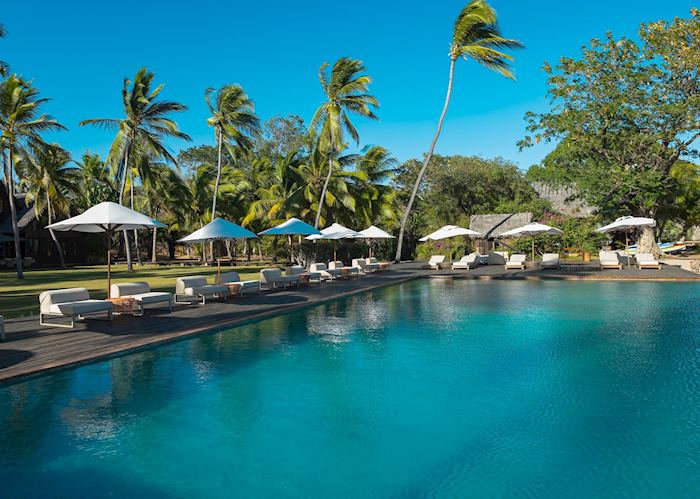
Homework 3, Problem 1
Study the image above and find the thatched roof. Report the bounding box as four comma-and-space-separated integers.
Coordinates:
469, 213, 532, 239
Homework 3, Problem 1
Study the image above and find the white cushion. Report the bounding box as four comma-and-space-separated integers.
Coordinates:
130, 291, 173, 304
176, 276, 209, 294
185, 284, 227, 297
40, 288, 91, 313
111, 282, 150, 297
49, 299, 112, 316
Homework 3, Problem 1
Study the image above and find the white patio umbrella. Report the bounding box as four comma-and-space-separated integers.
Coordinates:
500, 222, 564, 262
306, 223, 360, 261
178, 217, 258, 278
419, 225, 481, 261
357, 225, 395, 258
595, 216, 656, 266
259, 217, 321, 264
46, 202, 165, 297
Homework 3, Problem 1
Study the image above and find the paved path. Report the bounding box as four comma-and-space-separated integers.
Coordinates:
1, 262, 697, 383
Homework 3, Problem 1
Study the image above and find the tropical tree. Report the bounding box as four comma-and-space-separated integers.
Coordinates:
17, 144, 80, 268
352, 145, 398, 227
0, 75, 66, 278
205, 84, 260, 221
311, 57, 378, 228
394, 0, 522, 261
77, 152, 117, 208
80, 67, 190, 270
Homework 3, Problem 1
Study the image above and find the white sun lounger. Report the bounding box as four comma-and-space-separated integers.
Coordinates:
599, 251, 623, 269
175, 276, 228, 304
352, 258, 379, 273
540, 253, 560, 269
635, 252, 661, 269
219, 271, 261, 295
39, 288, 113, 328
110, 282, 173, 314
329, 261, 360, 277
505, 254, 527, 270
310, 262, 341, 280
260, 268, 301, 290
452, 253, 480, 270
287, 265, 322, 284
366, 257, 390, 271
428, 255, 445, 270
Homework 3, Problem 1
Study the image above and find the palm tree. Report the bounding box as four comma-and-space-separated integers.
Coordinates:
80, 67, 190, 270
394, 0, 522, 261
77, 152, 117, 208
17, 144, 80, 268
205, 84, 260, 221
0, 24, 8, 77
353, 145, 399, 226
0, 75, 66, 278
311, 58, 378, 228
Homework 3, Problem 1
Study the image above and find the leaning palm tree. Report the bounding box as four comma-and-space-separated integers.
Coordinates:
394, 0, 522, 261
18, 144, 80, 268
80, 67, 190, 270
311, 58, 378, 228
0, 75, 66, 278
205, 84, 260, 221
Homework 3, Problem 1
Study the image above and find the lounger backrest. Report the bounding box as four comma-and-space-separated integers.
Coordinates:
351, 259, 365, 268
260, 268, 283, 283
310, 263, 327, 272
328, 261, 344, 270
111, 282, 150, 297
429, 255, 445, 264
510, 254, 527, 263
636, 253, 655, 262
542, 253, 559, 262
599, 251, 619, 262
39, 288, 91, 312
366, 257, 378, 265
219, 272, 241, 284
288, 265, 305, 276
176, 276, 208, 294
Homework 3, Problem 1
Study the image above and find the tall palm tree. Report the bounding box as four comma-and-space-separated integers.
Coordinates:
0, 24, 8, 77
17, 144, 80, 268
353, 145, 399, 226
394, 0, 522, 261
80, 67, 190, 270
311, 58, 378, 228
205, 84, 260, 221
77, 152, 117, 208
0, 75, 66, 278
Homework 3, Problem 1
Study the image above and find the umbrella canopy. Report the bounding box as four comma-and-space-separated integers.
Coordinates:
358, 225, 395, 239
306, 223, 360, 240
46, 202, 164, 298
178, 217, 257, 244
500, 222, 564, 238
259, 217, 321, 236
595, 216, 656, 233
419, 225, 480, 242
499, 222, 563, 262
47, 202, 162, 233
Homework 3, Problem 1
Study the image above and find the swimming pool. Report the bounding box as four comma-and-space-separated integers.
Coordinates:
1, 279, 699, 497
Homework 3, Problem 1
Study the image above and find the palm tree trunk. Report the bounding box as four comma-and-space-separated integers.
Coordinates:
257, 240, 263, 261
119, 146, 133, 271
315, 137, 334, 228
210, 130, 224, 263
46, 194, 66, 269
130, 170, 142, 266
394, 58, 456, 262
3, 150, 23, 279
151, 227, 158, 263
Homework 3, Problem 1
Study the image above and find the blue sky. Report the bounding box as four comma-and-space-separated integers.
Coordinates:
2, 0, 695, 169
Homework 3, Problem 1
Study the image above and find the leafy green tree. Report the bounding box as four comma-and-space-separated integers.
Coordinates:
78, 152, 117, 208
80, 67, 190, 269
17, 144, 80, 268
205, 84, 260, 221
520, 9, 700, 252
311, 57, 378, 228
0, 75, 65, 278
255, 115, 310, 159
395, 0, 522, 261
351, 145, 398, 227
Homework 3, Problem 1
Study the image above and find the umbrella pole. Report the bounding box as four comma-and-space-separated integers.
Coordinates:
288, 235, 293, 266
107, 230, 112, 299
333, 241, 337, 262
625, 232, 630, 267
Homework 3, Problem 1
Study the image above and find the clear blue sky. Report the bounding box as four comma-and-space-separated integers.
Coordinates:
2, 0, 695, 169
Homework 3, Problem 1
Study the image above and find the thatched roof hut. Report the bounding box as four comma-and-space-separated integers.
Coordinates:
469, 213, 532, 239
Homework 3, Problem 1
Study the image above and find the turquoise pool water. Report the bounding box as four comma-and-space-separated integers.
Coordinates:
1, 280, 699, 498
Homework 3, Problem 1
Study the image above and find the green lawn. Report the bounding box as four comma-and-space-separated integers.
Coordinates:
0, 263, 272, 318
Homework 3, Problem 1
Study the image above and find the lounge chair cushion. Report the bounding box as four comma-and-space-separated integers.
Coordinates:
39, 288, 114, 316
176, 276, 227, 296
260, 268, 299, 284
110, 282, 174, 304
541, 253, 560, 268
219, 272, 260, 291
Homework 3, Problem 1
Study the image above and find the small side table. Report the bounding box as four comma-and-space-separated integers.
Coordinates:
379, 263, 390, 272
298, 273, 310, 286
224, 282, 242, 299
340, 268, 351, 279
107, 297, 140, 316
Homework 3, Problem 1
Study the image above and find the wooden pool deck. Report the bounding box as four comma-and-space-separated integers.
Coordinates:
1, 262, 697, 383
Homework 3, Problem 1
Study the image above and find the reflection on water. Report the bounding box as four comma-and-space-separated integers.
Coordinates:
0, 280, 698, 498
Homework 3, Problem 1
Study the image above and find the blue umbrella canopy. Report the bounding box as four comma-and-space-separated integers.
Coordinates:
259, 217, 321, 236
178, 217, 257, 244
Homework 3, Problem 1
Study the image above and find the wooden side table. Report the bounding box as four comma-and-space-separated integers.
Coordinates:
298, 273, 310, 286
107, 297, 140, 316
340, 268, 351, 279
379, 263, 390, 272
224, 282, 242, 298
